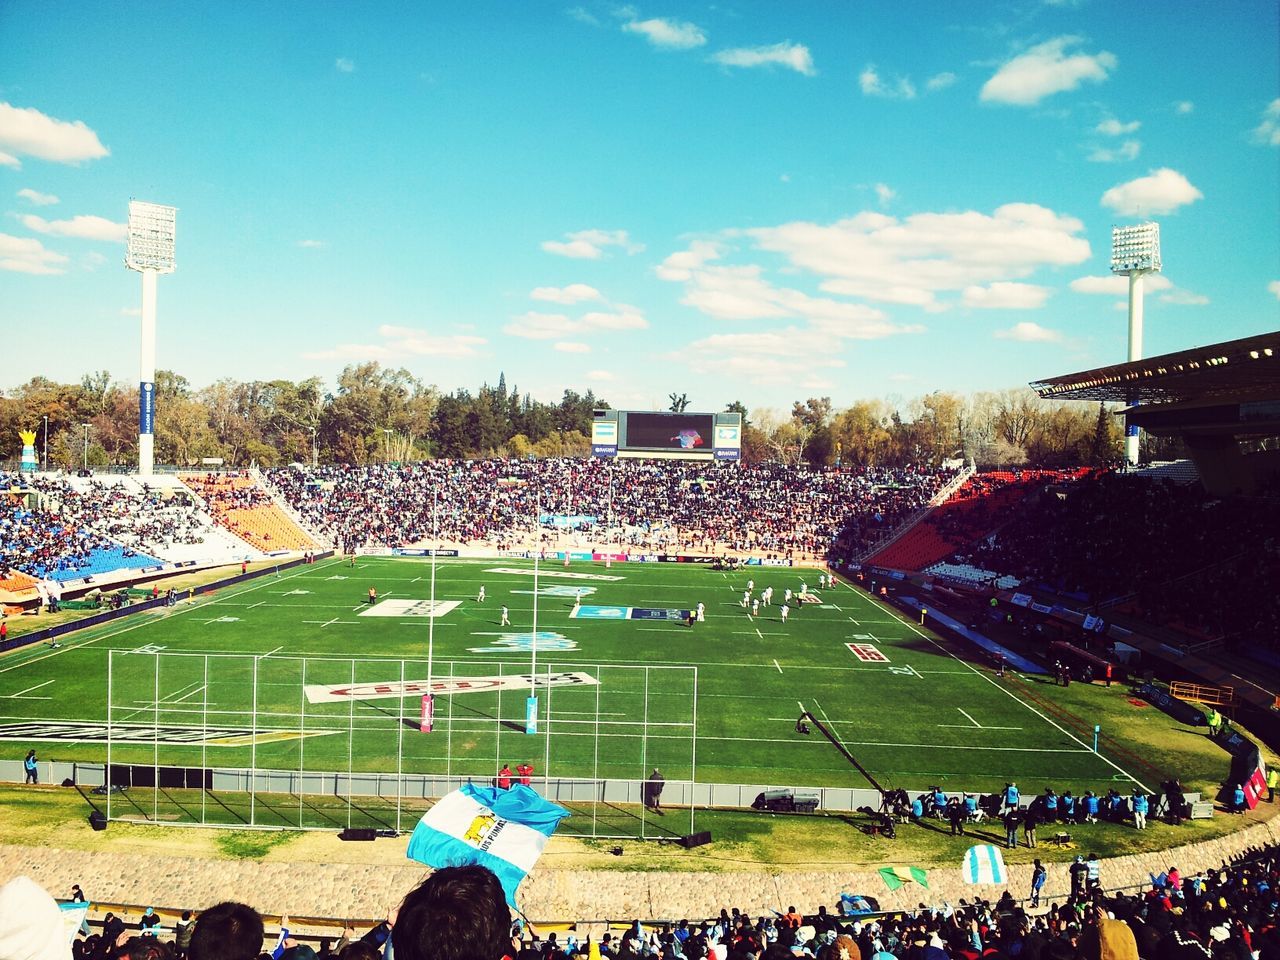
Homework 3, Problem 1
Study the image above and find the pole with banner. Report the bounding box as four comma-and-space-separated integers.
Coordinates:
421, 693, 435, 734
527, 496, 540, 735
422, 490, 438, 733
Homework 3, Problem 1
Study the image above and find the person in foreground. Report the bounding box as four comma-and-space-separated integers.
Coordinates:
394, 865, 512, 960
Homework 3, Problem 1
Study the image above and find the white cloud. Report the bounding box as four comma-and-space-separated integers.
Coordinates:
1253, 98, 1280, 147
1087, 140, 1140, 163
1101, 168, 1203, 215
585, 370, 615, 382
962, 282, 1051, 309
1175, 100, 1194, 114
712, 42, 815, 76
0, 151, 18, 168
530, 283, 602, 304
1270, 280, 1280, 300
554, 341, 592, 353
926, 72, 957, 91
622, 17, 706, 49
335, 57, 355, 73
380, 325, 488, 356
1069, 274, 1172, 295
579, 307, 647, 331
16, 188, 58, 206
980, 36, 1116, 106
297, 239, 326, 248
660, 253, 919, 341
20, 213, 126, 242
504, 311, 574, 340
994, 321, 1064, 342
655, 240, 723, 281
860, 65, 916, 99
302, 343, 394, 361
0, 232, 69, 274
748, 203, 1091, 312
679, 327, 847, 386
504, 306, 648, 340
0, 102, 109, 166
874, 183, 896, 207
566, 7, 599, 26
305, 324, 485, 361
1159, 288, 1210, 306
541, 228, 643, 259
1096, 118, 1140, 136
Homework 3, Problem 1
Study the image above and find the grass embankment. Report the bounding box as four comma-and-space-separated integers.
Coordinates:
1, 782, 1268, 873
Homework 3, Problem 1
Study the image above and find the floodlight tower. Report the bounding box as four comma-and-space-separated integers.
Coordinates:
1110, 221, 1161, 466
124, 200, 177, 476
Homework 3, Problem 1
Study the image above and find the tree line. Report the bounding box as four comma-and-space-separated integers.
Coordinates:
2, 362, 1166, 472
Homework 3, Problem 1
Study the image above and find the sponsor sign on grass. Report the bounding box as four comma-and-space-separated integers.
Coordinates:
304, 671, 599, 704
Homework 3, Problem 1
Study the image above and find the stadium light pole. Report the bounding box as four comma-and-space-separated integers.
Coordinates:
125, 200, 177, 477
527, 492, 540, 735
421, 488, 438, 734
41, 415, 48, 472
310, 427, 318, 468
1110, 222, 1161, 466
82, 423, 91, 472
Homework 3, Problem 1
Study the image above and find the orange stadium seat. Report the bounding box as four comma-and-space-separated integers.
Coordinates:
181, 474, 316, 553
868, 470, 1086, 572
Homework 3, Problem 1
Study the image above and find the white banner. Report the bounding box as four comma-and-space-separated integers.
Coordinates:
304, 671, 600, 704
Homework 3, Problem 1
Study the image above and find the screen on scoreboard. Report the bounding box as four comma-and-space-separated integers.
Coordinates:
625, 412, 714, 451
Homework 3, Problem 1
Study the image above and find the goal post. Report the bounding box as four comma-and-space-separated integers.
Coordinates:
105, 650, 697, 839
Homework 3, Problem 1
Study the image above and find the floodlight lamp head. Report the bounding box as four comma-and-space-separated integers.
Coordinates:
125, 199, 177, 274
1110, 221, 1161, 276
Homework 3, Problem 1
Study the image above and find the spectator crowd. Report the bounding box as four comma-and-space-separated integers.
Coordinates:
11, 840, 1280, 960
966, 473, 1280, 647
1, 474, 215, 580
264, 461, 954, 560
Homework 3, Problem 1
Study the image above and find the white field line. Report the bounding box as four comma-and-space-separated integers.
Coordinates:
8, 679, 56, 698
843, 578, 1151, 790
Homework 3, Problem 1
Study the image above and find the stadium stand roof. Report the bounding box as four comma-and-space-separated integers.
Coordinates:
1030, 330, 1280, 404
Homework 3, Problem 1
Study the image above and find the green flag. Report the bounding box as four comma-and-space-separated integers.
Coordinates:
879, 866, 929, 891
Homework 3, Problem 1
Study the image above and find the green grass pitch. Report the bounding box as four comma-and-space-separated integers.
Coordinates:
0, 555, 1222, 833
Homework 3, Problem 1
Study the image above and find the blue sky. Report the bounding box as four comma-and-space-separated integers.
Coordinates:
2, 1, 1278, 413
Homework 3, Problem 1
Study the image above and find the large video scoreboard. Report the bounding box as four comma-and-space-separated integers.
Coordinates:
591, 410, 742, 460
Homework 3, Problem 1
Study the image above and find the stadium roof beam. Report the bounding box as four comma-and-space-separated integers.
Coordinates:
1030, 331, 1280, 404
1030, 330, 1280, 495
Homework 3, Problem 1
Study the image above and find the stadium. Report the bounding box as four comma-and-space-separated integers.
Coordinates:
2, 5, 1280, 960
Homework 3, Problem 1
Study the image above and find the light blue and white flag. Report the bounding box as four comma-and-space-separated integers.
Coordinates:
59, 902, 91, 943
406, 783, 570, 905
961, 844, 1007, 885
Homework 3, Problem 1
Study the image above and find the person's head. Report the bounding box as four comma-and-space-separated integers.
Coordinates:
337, 943, 380, 960
395, 866, 511, 960
118, 938, 176, 960
188, 902, 264, 960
